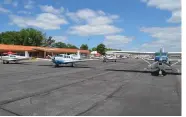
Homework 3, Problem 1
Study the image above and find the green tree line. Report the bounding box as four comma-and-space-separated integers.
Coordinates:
0, 28, 120, 53
0, 28, 80, 49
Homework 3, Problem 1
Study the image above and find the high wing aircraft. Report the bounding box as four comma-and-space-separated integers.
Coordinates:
0, 51, 30, 64
106, 48, 181, 76
139, 48, 181, 76
48, 50, 94, 67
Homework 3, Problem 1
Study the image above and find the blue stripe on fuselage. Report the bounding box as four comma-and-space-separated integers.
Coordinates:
52, 59, 66, 64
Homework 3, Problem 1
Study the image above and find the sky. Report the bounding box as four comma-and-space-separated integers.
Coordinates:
0, 0, 181, 52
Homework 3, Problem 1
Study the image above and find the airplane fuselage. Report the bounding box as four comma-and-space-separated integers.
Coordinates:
1, 55, 30, 64
51, 53, 81, 67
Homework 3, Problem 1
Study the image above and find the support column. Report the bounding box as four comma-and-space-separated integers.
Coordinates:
44, 51, 46, 58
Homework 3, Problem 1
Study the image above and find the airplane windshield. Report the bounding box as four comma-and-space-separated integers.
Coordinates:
56, 55, 63, 57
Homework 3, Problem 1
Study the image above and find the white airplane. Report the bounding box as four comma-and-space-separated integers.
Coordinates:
0, 51, 30, 64
103, 54, 118, 62
48, 50, 93, 67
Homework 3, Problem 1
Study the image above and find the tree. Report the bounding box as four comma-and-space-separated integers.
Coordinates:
66, 44, 78, 49
91, 47, 97, 51
80, 44, 88, 50
0, 28, 45, 46
52, 42, 67, 48
97, 43, 106, 55
42, 36, 55, 47
20, 28, 45, 46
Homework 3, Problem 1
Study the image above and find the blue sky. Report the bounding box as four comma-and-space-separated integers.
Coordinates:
0, 0, 181, 52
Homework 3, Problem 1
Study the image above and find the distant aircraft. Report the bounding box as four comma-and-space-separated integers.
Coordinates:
103, 54, 118, 62
0, 51, 30, 64
48, 50, 93, 67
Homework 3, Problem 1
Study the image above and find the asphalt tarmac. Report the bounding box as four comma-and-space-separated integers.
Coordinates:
0, 59, 181, 116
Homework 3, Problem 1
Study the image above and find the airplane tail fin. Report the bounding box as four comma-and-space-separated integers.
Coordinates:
25, 51, 29, 58
77, 50, 81, 59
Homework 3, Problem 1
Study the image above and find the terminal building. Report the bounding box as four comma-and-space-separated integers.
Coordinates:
0, 44, 90, 58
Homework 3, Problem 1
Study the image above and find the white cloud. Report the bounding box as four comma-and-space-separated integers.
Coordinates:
87, 16, 113, 25
67, 8, 122, 36
167, 10, 181, 23
53, 36, 68, 42
140, 26, 181, 51
69, 25, 122, 36
40, 5, 64, 14
24, 0, 34, 9
0, 6, 11, 13
9, 13, 68, 30
104, 35, 134, 48
141, 0, 181, 23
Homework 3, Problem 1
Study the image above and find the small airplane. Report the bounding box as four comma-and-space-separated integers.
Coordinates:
48, 50, 94, 67
141, 48, 181, 76
0, 51, 30, 64
103, 54, 118, 62
105, 48, 181, 76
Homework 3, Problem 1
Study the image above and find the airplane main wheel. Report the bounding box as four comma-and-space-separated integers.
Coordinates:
162, 70, 167, 76
3, 60, 5, 64
115, 60, 116, 62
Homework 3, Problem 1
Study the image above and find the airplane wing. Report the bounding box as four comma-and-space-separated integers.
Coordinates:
66, 59, 96, 63
169, 59, 181, 66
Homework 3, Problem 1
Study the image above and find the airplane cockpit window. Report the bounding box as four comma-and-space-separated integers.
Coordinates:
10, 55, 16, 57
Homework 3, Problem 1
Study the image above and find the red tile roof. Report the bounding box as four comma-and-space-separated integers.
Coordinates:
0, 44, 90, 54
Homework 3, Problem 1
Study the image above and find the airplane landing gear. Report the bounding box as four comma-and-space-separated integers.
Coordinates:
53, 63, 59, 68
2, 60, 5, 64
71, 63, 75, 67
151, 69, 167, 76
2, 61, 9, 64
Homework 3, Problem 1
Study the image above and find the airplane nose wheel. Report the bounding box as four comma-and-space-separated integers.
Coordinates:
71, 63, 75, 67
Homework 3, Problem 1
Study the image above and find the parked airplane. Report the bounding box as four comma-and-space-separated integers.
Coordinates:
141, 48, 181, 76
0, 51, 30, 64
48, 50, 93, 67
106, 48, 181, 76
103, 54, 118, 62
